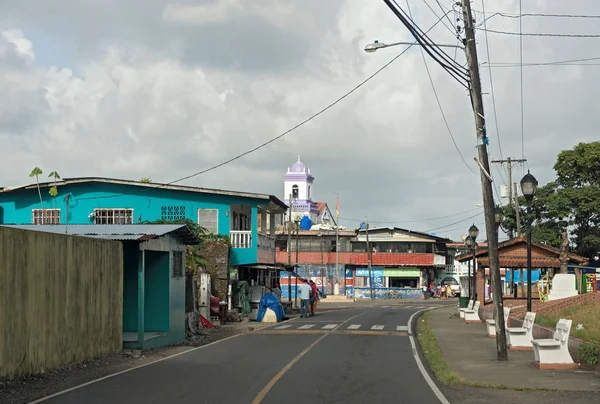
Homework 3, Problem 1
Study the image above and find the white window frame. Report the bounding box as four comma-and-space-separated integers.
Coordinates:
32, 209, 61, 225
93, 208, 134, 224
197, 208, 218, 234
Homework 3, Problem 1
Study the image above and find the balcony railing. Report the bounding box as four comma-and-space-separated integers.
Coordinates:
445, 264, 470, 276
231, 230, 252, 248
257, 233, 275, 250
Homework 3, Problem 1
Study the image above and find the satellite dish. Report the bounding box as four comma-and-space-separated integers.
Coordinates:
460, 234, 467, 242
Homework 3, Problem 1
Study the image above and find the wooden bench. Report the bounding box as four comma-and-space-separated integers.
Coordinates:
458, 299, 474, 319
506, 312, 536, 351
531, 319, 578, 370
463, 300, 481, 323
485, 307, 510, 338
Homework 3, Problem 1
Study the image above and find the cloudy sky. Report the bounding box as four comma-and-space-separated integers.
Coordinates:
1, 0, 598, 240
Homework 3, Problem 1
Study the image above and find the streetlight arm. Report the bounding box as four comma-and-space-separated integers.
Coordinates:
364, 40, 464, 53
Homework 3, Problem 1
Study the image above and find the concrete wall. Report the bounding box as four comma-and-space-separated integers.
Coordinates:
0, 226, 123, 379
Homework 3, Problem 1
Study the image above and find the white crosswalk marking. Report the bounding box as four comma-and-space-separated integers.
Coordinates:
274, 324, 292, 330
298, 324, 315, 329
347, 324, 361, 330
403, 306, 413, 309
382, 306, 391, 308
371, 325, 385, 330
396, 326, 408, 331
322, 324, 337, 330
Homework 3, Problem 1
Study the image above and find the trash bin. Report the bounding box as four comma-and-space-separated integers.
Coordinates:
458, 297, 470, 308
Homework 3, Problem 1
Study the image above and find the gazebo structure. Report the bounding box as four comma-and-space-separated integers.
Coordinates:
455, 235, 589, 304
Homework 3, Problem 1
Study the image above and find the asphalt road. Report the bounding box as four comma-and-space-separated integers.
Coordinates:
35, 302, 452, 404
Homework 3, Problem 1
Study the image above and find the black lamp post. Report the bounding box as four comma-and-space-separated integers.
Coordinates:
520, 170, 538, 312
493, 206, 505, 299
464, 236, 473, 298
466, 224, 479, 299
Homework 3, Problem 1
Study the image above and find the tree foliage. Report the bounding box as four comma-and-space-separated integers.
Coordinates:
501, 142, 600, 258
144, 218, 231, 270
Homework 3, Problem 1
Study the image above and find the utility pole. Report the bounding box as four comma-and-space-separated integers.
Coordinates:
491, 157, 527, 239
365, 216, 374, 300
287, 194, 292, 304
461, 0, 507, 361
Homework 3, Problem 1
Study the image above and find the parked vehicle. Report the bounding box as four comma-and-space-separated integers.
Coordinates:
440, 277, 461, 297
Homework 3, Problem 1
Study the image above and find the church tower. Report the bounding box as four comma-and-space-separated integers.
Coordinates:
283, 155, 319, 222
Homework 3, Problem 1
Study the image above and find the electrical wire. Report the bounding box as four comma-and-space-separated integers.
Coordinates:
405, 0, 477, 175
480, 0, 505, 171
519, 0, 526, 166
479, 27, 600, 38
338, 206, 483, 225
384, 0, 471, 89
481, 55, 600, 66
423, 211, 485, 233
75, 9, 454, 201
422, 0, 458, 37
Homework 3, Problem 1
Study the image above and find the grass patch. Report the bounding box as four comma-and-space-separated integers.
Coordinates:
416, 311, 559, 392
535, 304, 600, 344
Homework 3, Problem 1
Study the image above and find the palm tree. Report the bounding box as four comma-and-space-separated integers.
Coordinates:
29, 167, 45, 224
48, 171, 61, 211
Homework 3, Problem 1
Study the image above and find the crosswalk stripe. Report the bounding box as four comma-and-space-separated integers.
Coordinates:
396, 326, 408, 331
274, 324, 292, 330
347, 324, 361, 330
382, 306, 391, 308
322, 324, 337, 330
371, 325, 385, 330
299, 324, 315, 329
403, 306, 413, 309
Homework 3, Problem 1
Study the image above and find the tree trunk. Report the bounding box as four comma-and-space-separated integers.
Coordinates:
36, 175, 45, 224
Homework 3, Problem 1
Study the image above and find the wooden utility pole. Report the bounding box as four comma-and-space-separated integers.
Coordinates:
491, 157, 527, 239
365, 216, 374, 300
461, 0, 508, 361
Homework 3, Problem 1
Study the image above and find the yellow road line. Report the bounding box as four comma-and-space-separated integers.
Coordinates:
251, 311, 366, 403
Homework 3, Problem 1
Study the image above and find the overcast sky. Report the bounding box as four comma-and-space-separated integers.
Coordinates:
1, 0, 598, 241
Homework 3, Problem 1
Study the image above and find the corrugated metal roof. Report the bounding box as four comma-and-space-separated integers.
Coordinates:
1, 224, 200, 245
0, 177, 288, 209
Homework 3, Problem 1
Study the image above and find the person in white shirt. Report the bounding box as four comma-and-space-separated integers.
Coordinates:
297, 280, 312, 318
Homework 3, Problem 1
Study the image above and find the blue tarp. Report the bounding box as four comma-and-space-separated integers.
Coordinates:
256, 293, 286, 322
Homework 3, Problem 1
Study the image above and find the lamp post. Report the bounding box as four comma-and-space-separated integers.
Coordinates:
468, 224, 479, 299
520, 171, 538, 312
494, 206, 505, 298
464, 236, 474, 298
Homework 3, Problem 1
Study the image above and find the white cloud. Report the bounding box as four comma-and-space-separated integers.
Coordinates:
1, 0, 599, 241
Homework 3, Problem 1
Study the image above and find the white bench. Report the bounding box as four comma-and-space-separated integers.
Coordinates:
485, 307, 510, 338
506, 312, 536, 351
531, 319, 578, 370
458, 299, 474, 319
463, 300, 481, 323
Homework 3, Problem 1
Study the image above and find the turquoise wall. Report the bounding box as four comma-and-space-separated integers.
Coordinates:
144, 251, 170, 332
122, 243, 139, 332
0, 181, 270, 266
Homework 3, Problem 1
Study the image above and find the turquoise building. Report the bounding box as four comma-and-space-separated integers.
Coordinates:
0, 177, 288, 267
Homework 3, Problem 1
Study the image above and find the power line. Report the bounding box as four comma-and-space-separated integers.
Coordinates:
480, 0, 506, 178
481, 55, 600, 67
75, 9, 454, 202
422, 0, 457, 37
423, 211, 485, 233
406, 0, 477, 175
338, 206, 483, 225
519, 0, 525, 164
479, 27, 600, 38
483, 12, 600, 19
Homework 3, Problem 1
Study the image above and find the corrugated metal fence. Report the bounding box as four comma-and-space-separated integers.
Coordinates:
0, 227, 124, 379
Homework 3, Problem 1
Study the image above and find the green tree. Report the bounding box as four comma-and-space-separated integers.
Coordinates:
501, 142, 600, 257
48, 171, 61, 210
29, 167, 45, 224
140, 177, 152, 183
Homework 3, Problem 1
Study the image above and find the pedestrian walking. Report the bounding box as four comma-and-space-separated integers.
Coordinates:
297, 280, 312, 318
309, 280, 319, 316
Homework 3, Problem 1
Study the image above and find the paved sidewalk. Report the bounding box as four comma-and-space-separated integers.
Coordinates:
427, 307, 600, 391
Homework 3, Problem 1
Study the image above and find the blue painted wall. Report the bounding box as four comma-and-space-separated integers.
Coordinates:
0, 181, 271, 266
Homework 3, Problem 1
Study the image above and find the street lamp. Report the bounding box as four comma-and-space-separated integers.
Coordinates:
494, 206, 504, 227
364, 39, 464, 53
520, 170, 538, 312
467, 224, 479, 300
